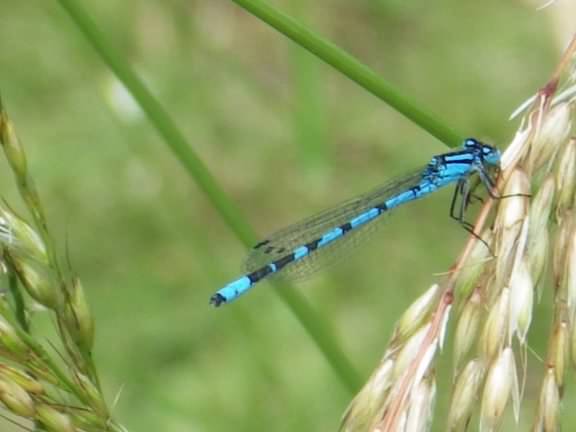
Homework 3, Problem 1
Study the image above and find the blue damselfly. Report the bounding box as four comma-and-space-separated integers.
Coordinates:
211, 138, 501, 306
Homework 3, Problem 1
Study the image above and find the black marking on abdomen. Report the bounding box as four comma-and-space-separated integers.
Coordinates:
376, 203, 388, 212
273, 253, 296, 272
340, 222, 352, 233
248, 265, 273, 283
306, 238, 321, 252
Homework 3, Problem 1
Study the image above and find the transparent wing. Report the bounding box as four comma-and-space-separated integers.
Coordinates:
244, 169, 426, 280
271, 215, 380, 281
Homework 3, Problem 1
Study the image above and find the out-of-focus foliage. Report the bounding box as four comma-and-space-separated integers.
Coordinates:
0, 1, 572, 431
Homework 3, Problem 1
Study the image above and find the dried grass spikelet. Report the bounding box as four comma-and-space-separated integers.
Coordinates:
341, 357, 394, 432
492, 169, 530, 295
479, 347, 518, 432
453, 289, 482, 370
532, 306, 568, 431
400, 372, 436, 432
453, 228, 493, 300
533, 368, 560, 432
526, 176, 555, 299
554, 137, 576, 216
479, 287, 510, 362
447, 359, 485, 431
528, 102, 572, 173
341, 284, 446, 432
508, 259, 534, 344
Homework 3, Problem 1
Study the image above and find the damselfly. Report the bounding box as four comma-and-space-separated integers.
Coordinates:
210, 138, 501, 307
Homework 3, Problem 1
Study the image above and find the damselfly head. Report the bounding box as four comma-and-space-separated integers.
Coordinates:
463, 138, 501, 167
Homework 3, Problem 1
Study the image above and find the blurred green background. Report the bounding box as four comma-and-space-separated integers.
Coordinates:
0, 1, 574, 431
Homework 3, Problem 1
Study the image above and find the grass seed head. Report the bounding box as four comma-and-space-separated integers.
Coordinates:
402, 374, 436, 432
570, 318, 576, 370
448, 359, 485, 431
36, 404, 76, 432
0, 315, 27, 354
71, 410, 110, 431
63, 278, 95, 353
560, 227, 576, 317
550, 319, 568, 390
340, 359, 394, 432
453, 291, 482, 369
480, 288, 509, 361
0, 204, 47, 264
454, 229, 493, 299
480, 348, 516, 432
530, 102, 572, 172
396, 284, 440, 341
525, 176, 553, 296
393, 324, 431, 379
508, 259, 534, 344
534, 368, 560, 432
0, 364, 43, 394
552, 217, 573, 286
495, 169, 530, 288
555, 137, 576, 214
528, 176, 555, 238
497, 168, 530, 227
0, 377, 35, 418
527, 229, 549, 300
10, 254, 61, 310
74, 372, 107, 416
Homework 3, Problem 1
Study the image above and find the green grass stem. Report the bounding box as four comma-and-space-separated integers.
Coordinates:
230, 0, 463, 148
55, 0, 360, 392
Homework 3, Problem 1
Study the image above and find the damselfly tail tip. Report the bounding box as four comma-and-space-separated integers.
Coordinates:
210, 293, 226, 307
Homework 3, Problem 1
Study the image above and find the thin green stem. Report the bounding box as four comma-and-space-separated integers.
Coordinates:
57, 0, 252, 246
231, 0, 463, 148
56, 0, 360, 392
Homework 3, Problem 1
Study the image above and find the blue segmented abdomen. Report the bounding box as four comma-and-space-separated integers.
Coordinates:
209, 201, 391, 306
209, 180, 441, 306
210, 180, 446, 306
210, 182, 448, 306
